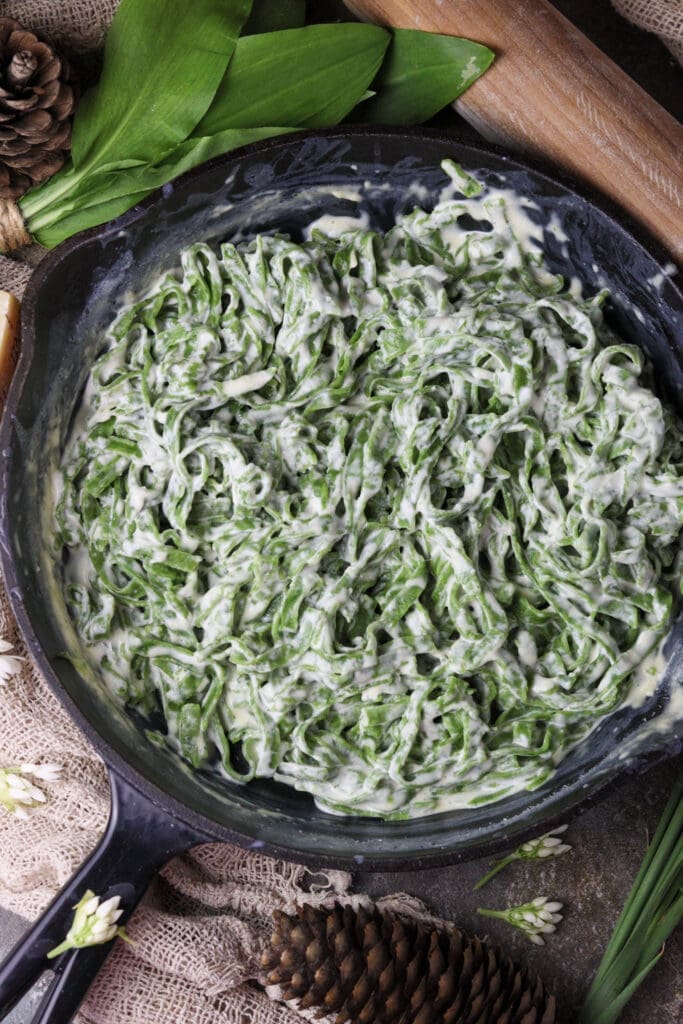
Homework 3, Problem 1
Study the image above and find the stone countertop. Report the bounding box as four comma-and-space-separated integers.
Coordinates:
1, 1, 681, 1022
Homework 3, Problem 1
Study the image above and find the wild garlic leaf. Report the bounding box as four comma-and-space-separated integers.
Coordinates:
30, 128, 293, 249
160, 126, 296, 178
193, 24, 390, 135
71, 0, 253, 174
243, 0, 305, 34
358, 29, 494, 125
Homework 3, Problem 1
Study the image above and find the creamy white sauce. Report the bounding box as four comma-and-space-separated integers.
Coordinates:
51, 159, 683, 819
304, 211, 370, 238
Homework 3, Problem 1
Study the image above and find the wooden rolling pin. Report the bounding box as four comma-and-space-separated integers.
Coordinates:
345, 0, 683, 262
0, 290, 20, 411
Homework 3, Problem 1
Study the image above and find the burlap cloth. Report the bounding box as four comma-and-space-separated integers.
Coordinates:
0, 2, 681, 1022
611, 0, 683, 63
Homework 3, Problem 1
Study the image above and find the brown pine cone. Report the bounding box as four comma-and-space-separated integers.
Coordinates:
0, 18, 75, 200
260, 901, 557, 1024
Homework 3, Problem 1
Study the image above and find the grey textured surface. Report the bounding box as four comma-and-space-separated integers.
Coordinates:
0, 913, 52, 1024
358, 758, 683, 1024
1, 0, 682, 1022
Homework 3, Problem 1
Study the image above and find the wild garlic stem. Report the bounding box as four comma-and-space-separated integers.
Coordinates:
579, 774, 683, 1024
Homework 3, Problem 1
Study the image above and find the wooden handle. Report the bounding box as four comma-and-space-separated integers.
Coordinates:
0, 290, 20, 411
345, 0, 683, 262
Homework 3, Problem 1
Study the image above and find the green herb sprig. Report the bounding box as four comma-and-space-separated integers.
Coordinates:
14, 0, 493, 250
579, 772, 683, 1024
47, 890, 131, 959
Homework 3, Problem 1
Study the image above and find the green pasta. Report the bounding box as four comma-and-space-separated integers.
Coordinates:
55, 163, 683, 818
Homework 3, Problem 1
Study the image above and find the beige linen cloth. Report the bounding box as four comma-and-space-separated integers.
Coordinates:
0, 2, 681, 1023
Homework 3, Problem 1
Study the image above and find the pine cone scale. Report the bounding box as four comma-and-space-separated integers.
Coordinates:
541, 996, 556, 1024
3, 95, 40, 112
12, 108, 53, 136
34, 59, 62, 88
6, 30, 34, 52
0, 138, 32, 155
7, 50, 38, 88
32, 79, 63, 108
38, 125, 72, 153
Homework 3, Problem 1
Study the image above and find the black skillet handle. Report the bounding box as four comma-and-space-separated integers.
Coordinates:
0, 768, 211, 1024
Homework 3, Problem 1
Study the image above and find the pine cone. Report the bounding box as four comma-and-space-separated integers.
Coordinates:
0, 18, 75, 200
260, 901, 557, 1024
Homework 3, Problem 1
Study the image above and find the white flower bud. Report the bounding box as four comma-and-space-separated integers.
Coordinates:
0, 653, 24, 683
81, 895, 100, 918
96, 896, 121, 919
23, 763, 63, 782
91, 919, 114, 940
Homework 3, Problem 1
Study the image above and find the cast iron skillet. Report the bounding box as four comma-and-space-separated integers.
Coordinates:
0, 127, 681, 1024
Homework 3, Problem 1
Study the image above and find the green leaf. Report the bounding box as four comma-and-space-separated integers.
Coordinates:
357, 28, 494, 125
243, 0, 305, 34
586, 953, 662, 1024
193, 24, 390, 135
71, 0, 253, 173
160, 126, 296, 178
28, 128, 294, 249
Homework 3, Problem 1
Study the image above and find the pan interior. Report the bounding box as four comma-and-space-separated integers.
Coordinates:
3, 129, 682, 865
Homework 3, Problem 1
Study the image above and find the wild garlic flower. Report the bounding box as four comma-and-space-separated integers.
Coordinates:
0, 763, 63, 819
20, 763, 63, 782
0, 639, 23, 684
478, 896, 564, 945
474, 825, 571, 890
47, 889, 131, 959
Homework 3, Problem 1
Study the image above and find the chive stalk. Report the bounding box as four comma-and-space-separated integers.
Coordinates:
579, 772, 683, 1024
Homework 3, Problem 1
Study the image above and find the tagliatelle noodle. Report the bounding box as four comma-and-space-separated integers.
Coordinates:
55, 163, 683, 818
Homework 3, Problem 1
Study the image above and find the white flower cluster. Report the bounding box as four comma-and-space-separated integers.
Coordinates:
0, 763, 63, 819
514, 896, 564, 945
474, 823, 572, 891
478, 896, 564, 946
47, 890, 129, 959
0, 638, 23, 685
519, 825, 572, 860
